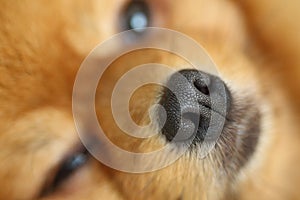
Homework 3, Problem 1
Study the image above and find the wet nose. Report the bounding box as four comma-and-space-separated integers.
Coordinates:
158, 69, 231, 142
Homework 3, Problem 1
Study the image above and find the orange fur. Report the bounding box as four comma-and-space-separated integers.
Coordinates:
0, 0, 299, 199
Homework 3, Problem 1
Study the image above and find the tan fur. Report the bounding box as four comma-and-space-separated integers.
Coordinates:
0, 0, 300, 199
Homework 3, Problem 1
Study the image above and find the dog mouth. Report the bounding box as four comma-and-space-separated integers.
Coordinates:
157, 69, 231, 143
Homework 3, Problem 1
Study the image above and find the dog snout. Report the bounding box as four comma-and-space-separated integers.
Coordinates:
158, 69, 231, 142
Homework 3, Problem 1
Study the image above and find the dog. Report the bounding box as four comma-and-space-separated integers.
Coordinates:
1, 0, 300, 199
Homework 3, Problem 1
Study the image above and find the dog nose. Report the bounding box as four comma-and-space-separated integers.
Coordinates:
158, 69, 231, 142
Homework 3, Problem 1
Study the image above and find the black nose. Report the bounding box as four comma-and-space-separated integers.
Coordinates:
158, 69, 231, 142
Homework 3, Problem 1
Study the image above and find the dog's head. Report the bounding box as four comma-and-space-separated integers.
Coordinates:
0, 0, 297, 200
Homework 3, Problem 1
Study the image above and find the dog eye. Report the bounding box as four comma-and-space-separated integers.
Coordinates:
41, 148, 89, 196
121, 0, 151, 33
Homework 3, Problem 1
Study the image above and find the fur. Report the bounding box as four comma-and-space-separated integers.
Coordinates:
0, 0, 300, 199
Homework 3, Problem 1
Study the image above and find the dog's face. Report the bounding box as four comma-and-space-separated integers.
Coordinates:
0, 0, 299, 200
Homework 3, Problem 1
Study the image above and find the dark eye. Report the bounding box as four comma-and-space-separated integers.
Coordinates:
41, 148, 89, 196
121, 0, 151, 33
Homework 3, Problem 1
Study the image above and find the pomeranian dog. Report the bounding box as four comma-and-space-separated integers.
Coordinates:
1, 0, 300, 199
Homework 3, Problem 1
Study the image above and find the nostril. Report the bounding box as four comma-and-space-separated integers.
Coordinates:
194, 79, 209, 95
